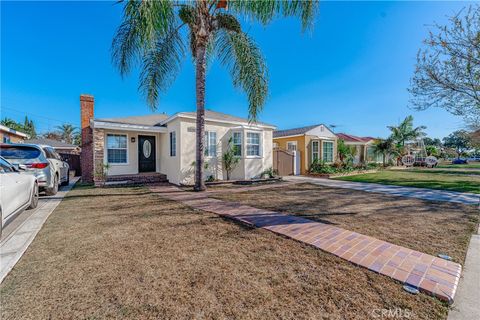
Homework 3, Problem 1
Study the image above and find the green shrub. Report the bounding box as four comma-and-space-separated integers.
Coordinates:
309, 159, 336, 174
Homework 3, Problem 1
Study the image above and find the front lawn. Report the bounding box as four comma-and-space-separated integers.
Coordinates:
1, 185, 450, 319
335, 170, 480, 194
212, 183, 478, 264
436, 162, 480, 169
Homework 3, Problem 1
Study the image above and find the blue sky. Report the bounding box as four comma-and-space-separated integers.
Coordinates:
1, 1, 470, 139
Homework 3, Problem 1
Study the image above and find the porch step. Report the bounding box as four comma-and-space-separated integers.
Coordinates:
106, 173, 168, 185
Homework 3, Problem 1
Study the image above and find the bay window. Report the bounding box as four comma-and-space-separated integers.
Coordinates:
205, 131, 217, 157
322, 141, 334, 162
233, 132, 242, 156
246, 132, 261, 156
312, 141, 319, 161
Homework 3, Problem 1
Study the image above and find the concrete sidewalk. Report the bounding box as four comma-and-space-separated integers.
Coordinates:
285, 176, 480, 205
0, 178, 78, 283
447, 232, 480, 320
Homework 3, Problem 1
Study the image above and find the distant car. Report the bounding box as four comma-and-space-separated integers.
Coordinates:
452, 158, 468, 164
0, 144, 69, 195
0, 156, 39, 237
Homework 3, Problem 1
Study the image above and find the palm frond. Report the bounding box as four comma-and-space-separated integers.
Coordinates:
227, 0, 319, 31
139, 28, 186, 110
215, 30, 268, 122
111, 0, 175, 77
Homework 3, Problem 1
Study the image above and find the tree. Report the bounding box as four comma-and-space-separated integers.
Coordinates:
423, 137, 442, 147
337, 139, 356, 166
371, 138, 397, 167
112, 0, 318, 191
222, 137, 240, 180
55, 124, 78, 144
443, 130, 472, 158
42, 131, 62, 141
23, 116, 37, 138
388, 115, 426, 147
425, 145, 439, 157
409, 6, 480, 127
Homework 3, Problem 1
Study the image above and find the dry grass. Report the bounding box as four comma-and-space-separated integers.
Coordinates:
212, 183, 479, 264
0, 185, 451, 319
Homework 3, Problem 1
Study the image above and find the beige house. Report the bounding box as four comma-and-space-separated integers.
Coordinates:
80, 95, 275, 185
336, 133, 381, 164
0, 124, 29, 144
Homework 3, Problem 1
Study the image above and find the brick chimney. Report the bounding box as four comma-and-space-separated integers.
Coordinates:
80, 94, 94, 183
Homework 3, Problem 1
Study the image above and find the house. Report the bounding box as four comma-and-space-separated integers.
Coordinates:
25, 138, 81, 155
273, 124, 337, 174
80, 94, 275, 185
0, 124, 29, 143
336, 133, 381, 164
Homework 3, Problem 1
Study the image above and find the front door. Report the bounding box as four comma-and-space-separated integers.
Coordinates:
138, 135, 156, 172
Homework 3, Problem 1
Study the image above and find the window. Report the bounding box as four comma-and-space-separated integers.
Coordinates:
44, 147, 61, 160
312, 141, 319, 161
246, 132, 260, 156
0, 146, 41, 159
233, 132, 242, 156
205, 131, 217, 157
3, 136, 11, 143
287, 141, 297, 151
322, 141, 334, 162
107, 134, 127, 164
273, 142, 278, 149
169, 131, 176, 157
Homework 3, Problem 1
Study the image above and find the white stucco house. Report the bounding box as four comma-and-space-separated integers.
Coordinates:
80, 94, 275, 185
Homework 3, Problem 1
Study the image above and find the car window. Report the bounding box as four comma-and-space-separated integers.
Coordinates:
0, 146, 41, 159
43, 147, 59, 159
0, 158, 14, 173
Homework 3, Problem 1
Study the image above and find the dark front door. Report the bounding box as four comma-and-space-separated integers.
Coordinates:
138, 135, 156, 172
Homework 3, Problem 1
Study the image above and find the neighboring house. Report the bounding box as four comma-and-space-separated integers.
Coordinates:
80, 94, 275, 185
25, 138, 81, 155
0, 124, 29, 143
336, 133, 381, 164
273, 124, 337, 174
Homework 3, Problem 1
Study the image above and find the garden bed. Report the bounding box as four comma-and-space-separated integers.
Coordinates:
204, 177, 282, 186
307, 169, 378, 179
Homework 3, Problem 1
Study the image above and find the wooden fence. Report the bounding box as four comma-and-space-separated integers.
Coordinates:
273, 148, 294, 176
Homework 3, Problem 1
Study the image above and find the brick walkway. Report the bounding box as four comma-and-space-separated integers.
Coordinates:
149, 185, 462, 303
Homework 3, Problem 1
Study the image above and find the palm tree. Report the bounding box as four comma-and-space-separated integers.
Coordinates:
387, 115, 426, 147
112, 0, 318, 191
55, 124, 78, 144
371, 138, 398, 167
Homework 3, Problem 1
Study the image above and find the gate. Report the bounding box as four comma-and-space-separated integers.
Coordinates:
60, 153, 81, 176
273, 148, 295, 176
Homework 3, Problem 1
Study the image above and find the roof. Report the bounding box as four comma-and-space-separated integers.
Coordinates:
95, 110, 274, 128
95, 114, 169, 126
273, 124, 324, 138
336, 133, 375, 143
162, 110, 275, 128
24, 138, 78, 149
0, 124, 29, 138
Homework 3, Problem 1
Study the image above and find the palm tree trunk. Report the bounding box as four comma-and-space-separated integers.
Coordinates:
194, 42, 207, 191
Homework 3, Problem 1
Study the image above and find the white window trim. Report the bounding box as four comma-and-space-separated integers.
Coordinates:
322, 140, 334, 163
204, 131, 217, 158
105, 133, 129, 166
311, 140, 319, 162
287, 141, 298, 151
232, 131, 242, 157
169, 131, 176, 157
246, 131, 262, 158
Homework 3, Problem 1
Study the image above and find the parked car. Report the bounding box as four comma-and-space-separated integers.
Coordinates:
452, 158, 468, 164
0, 156, 39, 237
0, 143, 69, 195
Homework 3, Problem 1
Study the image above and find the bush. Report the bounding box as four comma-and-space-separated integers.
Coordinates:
262, 167, 278, 178
309, 159, 336, 174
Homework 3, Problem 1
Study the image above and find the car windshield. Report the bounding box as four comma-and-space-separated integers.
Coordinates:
0, 146, 41, 159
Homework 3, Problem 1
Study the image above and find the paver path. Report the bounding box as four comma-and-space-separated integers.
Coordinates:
150, 184, 462, 303
284, 176, 480, 205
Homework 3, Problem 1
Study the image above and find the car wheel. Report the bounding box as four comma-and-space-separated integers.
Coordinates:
61, 173, 70, 186
28, 183, 39, 209
45, 174, 58, 196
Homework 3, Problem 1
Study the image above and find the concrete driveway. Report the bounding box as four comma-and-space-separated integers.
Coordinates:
0, 177, 78, 283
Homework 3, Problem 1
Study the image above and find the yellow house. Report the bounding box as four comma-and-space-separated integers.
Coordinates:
273, 124, 337, 174
0, 124, 29, 144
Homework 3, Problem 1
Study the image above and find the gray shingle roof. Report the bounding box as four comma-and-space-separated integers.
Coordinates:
273, 124, 322, 138
96, 114, 169, 126
25, 138, 78, 149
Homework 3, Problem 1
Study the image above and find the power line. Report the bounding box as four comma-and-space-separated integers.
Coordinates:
0, 106, 79, 125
